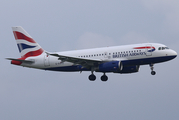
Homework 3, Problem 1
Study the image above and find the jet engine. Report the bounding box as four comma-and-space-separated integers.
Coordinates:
97, 61, 139, 73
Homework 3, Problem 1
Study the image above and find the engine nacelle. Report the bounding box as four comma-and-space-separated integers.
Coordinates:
96, 61, 140, 73
97, 61, 122, 72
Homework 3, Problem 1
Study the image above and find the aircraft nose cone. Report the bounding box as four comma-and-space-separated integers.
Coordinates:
173, 50, 177, 56
171, 50, 177, 58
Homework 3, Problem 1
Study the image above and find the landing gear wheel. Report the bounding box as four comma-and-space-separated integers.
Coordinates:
101, 75, 108, 81
89, 74, 96, 81
151, 71, 156, 75
149, 64, 156, 75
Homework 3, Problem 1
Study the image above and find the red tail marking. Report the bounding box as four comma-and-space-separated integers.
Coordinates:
22, 48, 44, 58
13, 31, 36, 43
11, 48, 44, 65
11, 58, 24, 65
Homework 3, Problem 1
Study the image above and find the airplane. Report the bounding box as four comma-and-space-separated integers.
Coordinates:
7, 26, 177, 81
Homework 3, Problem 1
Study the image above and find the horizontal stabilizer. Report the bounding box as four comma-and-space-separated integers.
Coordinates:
6, 58, 34, 64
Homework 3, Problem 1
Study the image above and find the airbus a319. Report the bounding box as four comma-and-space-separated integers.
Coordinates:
7, 27, 177, 81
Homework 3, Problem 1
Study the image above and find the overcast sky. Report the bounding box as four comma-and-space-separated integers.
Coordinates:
0, 0, 179, 120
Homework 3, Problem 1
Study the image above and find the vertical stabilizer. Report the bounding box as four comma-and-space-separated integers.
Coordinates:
12, 26, 44, 58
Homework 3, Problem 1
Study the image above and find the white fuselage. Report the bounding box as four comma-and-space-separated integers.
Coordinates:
22, 43, 177, 73
9, 26, 177, 81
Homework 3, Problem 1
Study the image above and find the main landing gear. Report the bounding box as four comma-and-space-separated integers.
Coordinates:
150, 64, 156, 75
89, 73, 96, 81
88, 72, 108, 81
101, 73, 108, 81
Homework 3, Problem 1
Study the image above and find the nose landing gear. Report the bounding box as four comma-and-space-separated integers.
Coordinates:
150, 64, 156, 75
151, 71, 156, 75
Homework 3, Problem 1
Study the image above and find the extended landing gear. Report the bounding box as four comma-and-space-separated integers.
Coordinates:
150, 64, 156, 75
151, 71, 156, 75
101, 73, 108, 82
88, 72, 108, 81
89, 74, 96, 81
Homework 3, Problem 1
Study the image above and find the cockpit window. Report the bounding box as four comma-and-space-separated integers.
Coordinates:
158, 47, 169, 50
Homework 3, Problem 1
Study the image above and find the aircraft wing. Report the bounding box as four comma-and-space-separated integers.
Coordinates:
47, 52, 103, 68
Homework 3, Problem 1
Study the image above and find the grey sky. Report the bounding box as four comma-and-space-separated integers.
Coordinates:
0, 0, 179, 120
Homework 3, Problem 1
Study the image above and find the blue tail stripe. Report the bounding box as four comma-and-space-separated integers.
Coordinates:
17, 44, 21, 52
17, 43, 36, 52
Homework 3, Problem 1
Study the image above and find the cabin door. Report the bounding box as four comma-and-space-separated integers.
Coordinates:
145, 44, 152, 56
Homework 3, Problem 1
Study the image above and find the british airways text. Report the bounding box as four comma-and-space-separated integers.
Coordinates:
113, 52, 146, 58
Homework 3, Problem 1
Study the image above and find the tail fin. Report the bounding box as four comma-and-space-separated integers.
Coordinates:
12, 26, 44, 58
